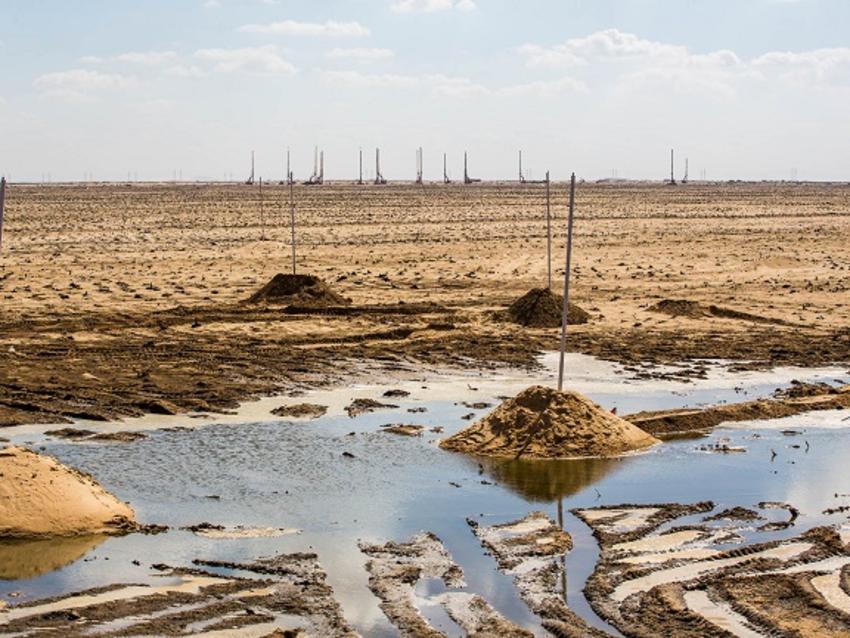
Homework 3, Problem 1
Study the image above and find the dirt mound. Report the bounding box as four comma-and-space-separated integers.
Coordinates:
247, 273, 348, 306
506, 288, 589, 328
440, 385, 659, 459
649, 298, 787, 325
0, 446, 136, 537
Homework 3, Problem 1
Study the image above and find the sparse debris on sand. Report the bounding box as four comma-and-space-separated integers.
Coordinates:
468, 512, 609, 637
440, 385, 659, 459
359, 531, 532, 638
247, 273, 348, 306
345, 398, 399, 418
506, 288, 590, 328
0, 446, 137, 537
271, 402, 328, 419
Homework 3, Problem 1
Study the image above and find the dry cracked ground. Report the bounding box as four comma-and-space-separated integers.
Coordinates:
1, 181, 849, 427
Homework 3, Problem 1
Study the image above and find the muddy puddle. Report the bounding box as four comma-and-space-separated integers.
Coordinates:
1, 354, 849, 636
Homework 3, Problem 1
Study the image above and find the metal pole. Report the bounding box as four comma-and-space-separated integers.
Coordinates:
557, 172, 576, 392
289, 180, 296, 274
259, 177, 264, 240
0, 177, 6, 253
546, 170, 551, 290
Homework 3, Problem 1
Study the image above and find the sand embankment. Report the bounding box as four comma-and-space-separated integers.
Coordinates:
0, 446, 136, 537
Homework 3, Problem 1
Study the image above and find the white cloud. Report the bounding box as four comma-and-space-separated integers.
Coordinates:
321, 70, 419, 88
752, 47, 850, 85
321, 70, 582, 98
326, 47, 395, 61
390, 0, 476, 12
115, 50, 178, 65
166, 64, 208, 78
194, 45, 296, 74
518, 29, 687, 69
238, 20, 370, 37
33, 68, 135, 101
497, 76, 587, 96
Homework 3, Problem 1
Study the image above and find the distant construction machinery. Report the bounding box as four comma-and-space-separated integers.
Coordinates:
668, 148, 677, 186
374, 148, 387, 185
246, 151, 255, 185
280, 148, 294, 185
415, 147, 423, 185
463, 152, 480, 184
304, 147, 324, 186
443, 153, 451, 184
682, 157, 689, 184
519, 150, 526, 184
357, 148, 364, 185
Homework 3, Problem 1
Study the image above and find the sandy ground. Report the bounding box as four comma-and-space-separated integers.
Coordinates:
0, 446, 135, 537
1, 181, 849, 426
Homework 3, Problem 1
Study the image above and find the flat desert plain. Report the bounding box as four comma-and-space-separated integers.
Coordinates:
1, 181, 848, 426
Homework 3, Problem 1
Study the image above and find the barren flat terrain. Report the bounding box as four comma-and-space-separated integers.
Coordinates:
1, 181, 848, 426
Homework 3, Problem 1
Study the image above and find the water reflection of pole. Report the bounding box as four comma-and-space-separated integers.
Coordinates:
558, 497, 567, 602
557, 172, 576, 391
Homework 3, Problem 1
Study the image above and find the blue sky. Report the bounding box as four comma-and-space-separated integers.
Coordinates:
1, 0, 849, 181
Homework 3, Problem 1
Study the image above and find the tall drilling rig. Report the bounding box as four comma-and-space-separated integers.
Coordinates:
374, 148, 387, 185
519, 150, 526, 183
246, 151, 255, 185
463, 152, 480, 184
443, 153, 451, 184
415, 147, 423, 185
304, 147, 324, 186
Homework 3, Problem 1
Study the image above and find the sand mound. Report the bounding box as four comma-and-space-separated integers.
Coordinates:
440, 386, 659, 459
507, 288, 589, 328
247, 273, 348, 306
649, 298, 786, 325
0, 446, 136, 537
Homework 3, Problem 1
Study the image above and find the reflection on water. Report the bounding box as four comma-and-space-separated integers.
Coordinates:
476, 456, 624, 503
1, 356, 847, 635
0, 535, 106, 580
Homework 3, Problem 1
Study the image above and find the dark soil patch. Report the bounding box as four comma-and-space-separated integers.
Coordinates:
649, 298, 789, 325
271, 403, 328, 419
247, 274, 348, 307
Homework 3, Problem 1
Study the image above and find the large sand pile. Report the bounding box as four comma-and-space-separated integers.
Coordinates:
440, 386, 659, 459
247, 273, 348, 306
507, 288, 589, 328
0, 446, 136, 537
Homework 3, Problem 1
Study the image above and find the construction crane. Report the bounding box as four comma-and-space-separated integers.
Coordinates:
463, 152, 480, 184
374, 148, 387, 185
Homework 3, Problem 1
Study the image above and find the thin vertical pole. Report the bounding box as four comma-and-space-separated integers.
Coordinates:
259, 177, 264, 240
286, 148, 290, 184
546, 170, 551, 290
670, 148, 674, 184
557, 172, 576, 392
0, 177, 6, 253
289, 180, 296, 275
359, 148, 363, 184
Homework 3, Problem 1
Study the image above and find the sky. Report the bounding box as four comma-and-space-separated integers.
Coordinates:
1, 0, 849, 182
